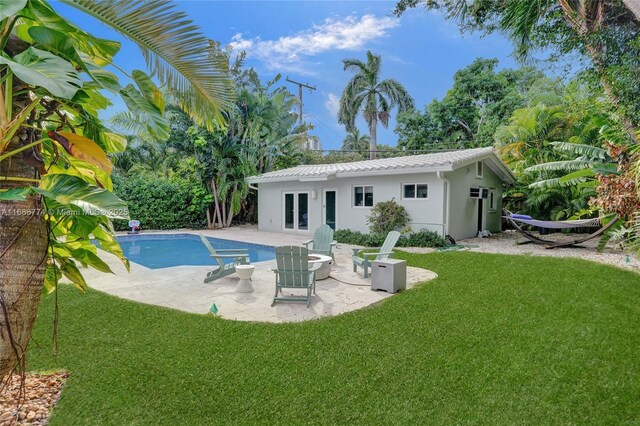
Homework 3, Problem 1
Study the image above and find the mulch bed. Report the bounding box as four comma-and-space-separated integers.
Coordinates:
0, 372, 68, 425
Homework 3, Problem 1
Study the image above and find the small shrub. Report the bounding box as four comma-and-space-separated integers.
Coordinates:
402, 230, 448, 248
367, 199, 410, 235
335, 229, 448, 248
334, 229, 386, 247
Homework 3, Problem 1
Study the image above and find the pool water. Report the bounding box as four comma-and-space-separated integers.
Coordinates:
104, 234, 275, 269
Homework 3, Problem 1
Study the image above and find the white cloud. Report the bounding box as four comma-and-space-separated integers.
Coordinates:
229, 14, 399, 74
324, 93, 340, 120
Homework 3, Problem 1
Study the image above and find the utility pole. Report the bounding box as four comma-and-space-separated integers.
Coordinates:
285, 77, 316, 124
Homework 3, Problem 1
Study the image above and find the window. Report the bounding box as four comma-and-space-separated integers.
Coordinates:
403, 183, 428, 199
489, 188, 496, 211
476, 161, 484, 178
353, 185, 373, 207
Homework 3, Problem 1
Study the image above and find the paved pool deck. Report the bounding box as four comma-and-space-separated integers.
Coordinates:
84, 227, 437, 323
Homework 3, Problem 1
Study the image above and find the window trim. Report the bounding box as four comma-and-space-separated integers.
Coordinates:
352, 184, 374, 208
489, 188, 497, 211
476, 161, 484, 178
402, 182, 429, 200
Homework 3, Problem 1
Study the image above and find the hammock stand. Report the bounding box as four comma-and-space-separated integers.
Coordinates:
503, 210, 619, 249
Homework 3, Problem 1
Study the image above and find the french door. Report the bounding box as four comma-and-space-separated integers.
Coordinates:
283, 192, 309, 231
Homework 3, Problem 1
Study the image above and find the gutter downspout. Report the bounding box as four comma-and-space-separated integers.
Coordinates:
437, 171, 450, 237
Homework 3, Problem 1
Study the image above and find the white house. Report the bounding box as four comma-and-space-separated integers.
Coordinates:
246, 147, 516, 241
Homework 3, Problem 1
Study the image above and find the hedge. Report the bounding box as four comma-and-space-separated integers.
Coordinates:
112, 175, 208, 231
334, 229, 448, 248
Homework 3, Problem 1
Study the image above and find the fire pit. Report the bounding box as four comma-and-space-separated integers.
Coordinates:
307, 254, 332, 280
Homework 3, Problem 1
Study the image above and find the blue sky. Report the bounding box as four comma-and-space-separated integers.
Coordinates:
52, 0, 520, 149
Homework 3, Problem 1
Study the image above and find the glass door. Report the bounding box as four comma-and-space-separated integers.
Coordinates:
283, 192, 309, 231
298, 193, 308, 230
284, 193, 294, 229
324, 190, 336, 230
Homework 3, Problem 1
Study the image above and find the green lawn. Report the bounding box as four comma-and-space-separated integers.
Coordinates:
30, 252, 640, 424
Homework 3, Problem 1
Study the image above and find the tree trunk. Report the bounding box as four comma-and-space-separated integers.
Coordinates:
205, 207, 212, 229
226, 185, 237, 228
0, 94, 48, 379
210, 178, 223, 228
221, 200, 227, 228
369, 117, 377, 160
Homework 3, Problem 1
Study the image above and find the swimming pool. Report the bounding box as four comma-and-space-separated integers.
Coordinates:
104, 234, 275, 269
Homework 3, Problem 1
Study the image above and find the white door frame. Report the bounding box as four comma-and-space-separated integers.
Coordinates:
322, 188, 338, 230
282, 191, 310, 232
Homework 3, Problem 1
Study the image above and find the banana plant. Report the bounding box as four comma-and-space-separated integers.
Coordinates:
0, 0, 232, 378
526, 142, 617, 189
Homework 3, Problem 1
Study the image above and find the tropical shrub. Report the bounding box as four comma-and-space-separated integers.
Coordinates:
113, 175, 208, 230
335, 229, 447, 248
367, 199, 411, 235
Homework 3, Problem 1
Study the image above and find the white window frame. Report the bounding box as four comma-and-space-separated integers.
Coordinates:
282, 191, 310, 232
402, 183, 429, 200
476, 161, 484, 178
489, 188, 497, 211
352, 185, 374, 208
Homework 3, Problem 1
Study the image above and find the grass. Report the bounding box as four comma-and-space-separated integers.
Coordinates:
29, 252, 640, 424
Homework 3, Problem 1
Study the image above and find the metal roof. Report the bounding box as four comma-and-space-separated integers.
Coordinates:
246, 147, 516, 184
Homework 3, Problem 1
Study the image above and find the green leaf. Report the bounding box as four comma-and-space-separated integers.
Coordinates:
559, 169, 595, 184
0, 0, 27, 20
101, 132, 127, 153
550, 142, 609, 160
59, 257, 89, 290
592, 163, 619, 176
93, 225, 130, 272
87, 69, 121, 92
0, 187, 31, 201
132, 70, 164, 112
28, 26, 85, 68
44, 264, 62, 294
72, 88, 111, 114
23, 0, 121, 66
68, 246, 113, 274
34, 174, 129, 219
526, 160, 596, 173
120, 84, 170, 140
0, 47, 82, 99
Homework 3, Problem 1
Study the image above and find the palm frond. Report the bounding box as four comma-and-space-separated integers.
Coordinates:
60, 0, 234, 130
500, 0, 555, 61
376, 79, 415, 111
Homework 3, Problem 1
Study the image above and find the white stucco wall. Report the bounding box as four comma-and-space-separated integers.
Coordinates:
445, 160, 505, 241
256, 172, 446, 235
256, 160, 507, 239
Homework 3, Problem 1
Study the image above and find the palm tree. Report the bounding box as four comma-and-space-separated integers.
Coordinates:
338, 51, 414, 160
0, 0, 233, 378
342, 128, 371, 153
498, 0, 638, 143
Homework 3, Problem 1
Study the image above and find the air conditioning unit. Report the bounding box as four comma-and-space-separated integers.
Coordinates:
470, 187, 489, 199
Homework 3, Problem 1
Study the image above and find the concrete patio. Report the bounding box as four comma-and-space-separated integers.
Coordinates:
84, 227, 437, 323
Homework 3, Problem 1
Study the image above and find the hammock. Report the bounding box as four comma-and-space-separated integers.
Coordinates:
508, 214, 603, 229
503, 210, 619, 249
